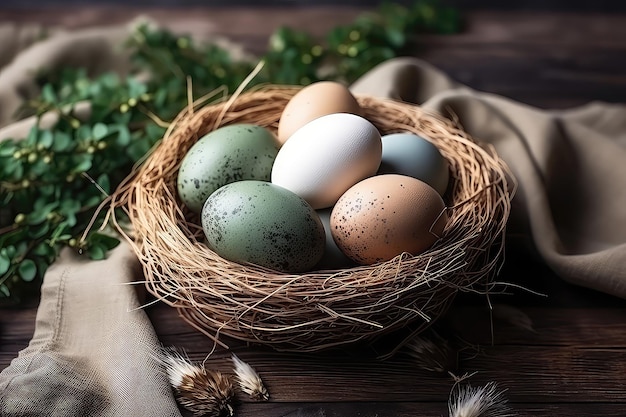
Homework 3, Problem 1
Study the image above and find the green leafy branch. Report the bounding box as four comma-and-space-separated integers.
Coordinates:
0, 0, 459, 304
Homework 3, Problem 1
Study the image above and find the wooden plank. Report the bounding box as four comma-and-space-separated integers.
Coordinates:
443, 305, 626, 347
224, 346, 626, 403
232, 402, 626, 417
0, 307, 36, 368
0, 8, 624, 110
458, 345, 626, 402
0, 8, 625, 415
416, 42, 626, 108
146, 303, 626, 403
4, 289, 625, 404
148, 293, 626, 353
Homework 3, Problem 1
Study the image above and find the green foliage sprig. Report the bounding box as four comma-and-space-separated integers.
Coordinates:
0, 70, 165, 302
0, 0, 459, 304
264, 0, 460, 84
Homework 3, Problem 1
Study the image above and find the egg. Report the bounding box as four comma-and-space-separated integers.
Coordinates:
378, 133, 450, 196
177, 124, 279, 213
313, 208, 356, 270
271, 113, 382, 210
330, 174, 448, 265
201, 180, 325, 273
277, 81, 362, 144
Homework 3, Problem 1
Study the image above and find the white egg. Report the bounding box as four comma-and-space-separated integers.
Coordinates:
271, 113, 382, 209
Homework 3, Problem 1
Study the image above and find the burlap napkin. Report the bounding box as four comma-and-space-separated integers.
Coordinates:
0, 241, 182, 416
0, 23, 183, 416
351, 57, 626, 298
0, 24, 132, 127
1, 20, 625, 416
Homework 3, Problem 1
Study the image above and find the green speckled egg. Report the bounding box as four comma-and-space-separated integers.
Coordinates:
177, 124, 279, 213
201, 180, 325, 273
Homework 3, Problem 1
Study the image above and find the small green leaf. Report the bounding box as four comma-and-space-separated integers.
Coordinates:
88, 244, 106, 260
60, 199, 81, 214
0, 253, 10, 275
60, 200, 80, 228
73, 155, 93, 173
84, 195, 102, 209
31, 223, 51, 239
4, 246, 16, 259
65, 213, 77, 227
40, 184, 56, 196
126, 140, 151, 162
18, 259, 37, 282
96, 174, 110, 194
145, 123, 166, 141
90, 233, 120, 250
115, 125, 131, 146
41, 84, 57, 104
26, 126, 39, 146
2, 157, 22, 179
28, 201, 58, 225
52, 131, 72, 152
0, 284, 10, 297
0, 141, 17, 156
35, 258, 49, 280
33, 242, 54, 257
39, 130, 54, 148
112, 112, 132, 126
100, 72, 120, 89
127, 77, 147, 98
385, 28, 406, 49
77, 125, 92, 141
92, 123, 109, 141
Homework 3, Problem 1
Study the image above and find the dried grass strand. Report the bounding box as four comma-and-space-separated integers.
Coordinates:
109, 86, 514, 352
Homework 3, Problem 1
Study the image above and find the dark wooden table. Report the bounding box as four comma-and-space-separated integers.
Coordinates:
1, 6, 626, 417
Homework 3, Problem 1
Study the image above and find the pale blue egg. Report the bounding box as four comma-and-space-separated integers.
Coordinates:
378, 133, 449, 195
313, 208, 356, 270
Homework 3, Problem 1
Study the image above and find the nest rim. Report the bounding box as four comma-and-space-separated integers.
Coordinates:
111, 84, 514, 353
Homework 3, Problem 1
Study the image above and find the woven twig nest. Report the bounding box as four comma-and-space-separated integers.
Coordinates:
112, 85, 513, 352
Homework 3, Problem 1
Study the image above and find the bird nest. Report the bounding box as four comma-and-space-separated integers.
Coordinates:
111, 85, 514, 352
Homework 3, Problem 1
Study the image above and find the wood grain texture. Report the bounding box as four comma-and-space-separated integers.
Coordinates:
0, 305, 36, 367
1, 7, 625, 417
1, 7, 624, 109
226, 402, 626, 417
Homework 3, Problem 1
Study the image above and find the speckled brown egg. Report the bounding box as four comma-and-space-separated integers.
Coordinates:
277, 81, 362, 145
330, 174, 448, 265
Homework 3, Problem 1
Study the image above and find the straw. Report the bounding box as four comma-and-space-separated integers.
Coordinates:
110, 86, 514, 352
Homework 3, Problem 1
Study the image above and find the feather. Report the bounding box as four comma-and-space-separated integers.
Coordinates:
159, 347, 235, 417
448, 382, 515, 417
231, 353, 269, 401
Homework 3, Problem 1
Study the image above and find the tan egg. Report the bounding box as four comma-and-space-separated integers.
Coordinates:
277, 81, 362, 144
330, 174, 448, 265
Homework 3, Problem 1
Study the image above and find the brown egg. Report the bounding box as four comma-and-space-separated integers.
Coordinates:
277, 81, 362, 145
330, 174, 448, 265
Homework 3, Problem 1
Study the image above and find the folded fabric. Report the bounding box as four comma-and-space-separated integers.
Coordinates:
2, 18, 625, 417
0, 19, 251, 129
352, 57, 626, 298
0, 24, 132, 127
0, 241, 183, 416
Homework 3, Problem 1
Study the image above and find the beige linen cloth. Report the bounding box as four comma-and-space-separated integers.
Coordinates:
1, 21, 625, 415
0, 24, 183, 417
351, 58, 626, 298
